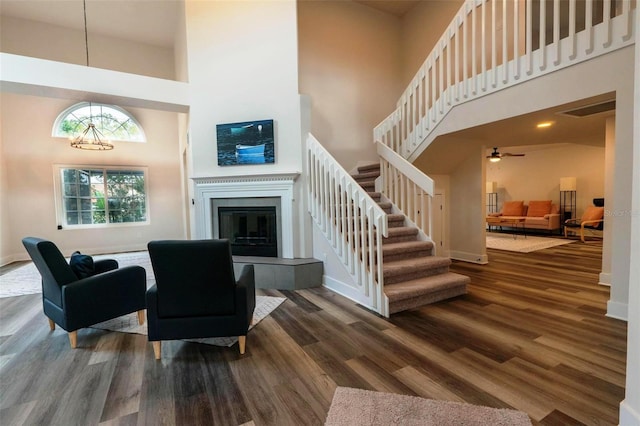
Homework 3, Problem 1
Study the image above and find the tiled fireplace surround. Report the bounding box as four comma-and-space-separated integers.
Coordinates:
193, 173, 322, 290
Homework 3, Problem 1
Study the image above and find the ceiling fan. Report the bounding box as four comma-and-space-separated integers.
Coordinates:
486, 147, 525, 162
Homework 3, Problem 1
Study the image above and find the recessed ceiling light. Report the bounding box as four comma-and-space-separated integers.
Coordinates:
537, 122, 553, 128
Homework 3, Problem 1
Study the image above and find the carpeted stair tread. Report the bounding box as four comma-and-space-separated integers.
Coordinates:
382, 240, 434, 255
357, 163, 381, 174
377, 201, 392, 212
387, 214, 405, 227
388, 226, 418, 237
368, 192, 382, 199
385, 272, 469, 302
383, 255, 451, 277
352, 171, 380, 181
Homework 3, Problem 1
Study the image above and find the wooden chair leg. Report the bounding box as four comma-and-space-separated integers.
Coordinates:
68, 331, 77, 349
48, 318, 55, 331
137, 310, 145, 325
238, 336, 246, 354
152, 341, 161, 360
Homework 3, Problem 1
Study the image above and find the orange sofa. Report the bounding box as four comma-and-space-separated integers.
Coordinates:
487, 200, 561, 232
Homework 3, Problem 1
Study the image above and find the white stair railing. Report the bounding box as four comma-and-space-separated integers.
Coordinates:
375, 0, 636, 160
307, 134, 390, 316
378, 142, 434, 241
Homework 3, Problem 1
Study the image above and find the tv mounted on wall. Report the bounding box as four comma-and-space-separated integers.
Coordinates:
216, 119, 275, 166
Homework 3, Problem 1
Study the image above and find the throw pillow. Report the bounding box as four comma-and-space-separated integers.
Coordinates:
70, 251, 95, 279
527, 200, 552, 217
502, 201, 524, 216
582, 206, 605, 222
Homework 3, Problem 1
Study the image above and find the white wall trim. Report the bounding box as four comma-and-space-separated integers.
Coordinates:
193, 172, 300, 259
599, 272, 612, 287
0, 53, 189, 113
620, 400, 640, 426
606, 300, 628, 322
323, 275, 371, 308
450, 250, 488, 264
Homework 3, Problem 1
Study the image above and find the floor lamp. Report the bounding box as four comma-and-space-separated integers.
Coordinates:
486, 181, 498, 214
560, 177, 577, 221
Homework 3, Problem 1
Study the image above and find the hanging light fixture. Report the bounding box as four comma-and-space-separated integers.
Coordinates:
70, 0, 114, 151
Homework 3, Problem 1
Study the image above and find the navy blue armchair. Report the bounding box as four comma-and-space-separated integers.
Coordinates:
146, 239, 255, 359
22, 237, 147, 348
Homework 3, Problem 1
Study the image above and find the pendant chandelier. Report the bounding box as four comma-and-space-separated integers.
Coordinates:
70, 0, 114, 151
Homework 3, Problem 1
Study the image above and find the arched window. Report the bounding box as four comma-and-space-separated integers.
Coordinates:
52, 102, 146, 143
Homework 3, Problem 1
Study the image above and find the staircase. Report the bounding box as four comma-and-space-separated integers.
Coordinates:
352, 163, 469, 314
308, 3, 635, 317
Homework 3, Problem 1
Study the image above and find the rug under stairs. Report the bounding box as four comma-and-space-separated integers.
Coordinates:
352, 163, 469, 314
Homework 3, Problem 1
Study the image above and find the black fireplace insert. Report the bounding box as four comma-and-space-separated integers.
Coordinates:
218, 206, 277, 257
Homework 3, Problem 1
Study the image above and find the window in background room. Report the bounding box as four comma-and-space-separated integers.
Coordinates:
55, 166, 149, 227
52, 103, 146, 143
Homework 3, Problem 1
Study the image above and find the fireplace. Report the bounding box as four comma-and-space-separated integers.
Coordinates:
218, 206, 277, 257
193, 172, 299, 259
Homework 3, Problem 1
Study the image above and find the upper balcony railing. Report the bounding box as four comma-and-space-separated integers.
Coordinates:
374, 0, 636, 160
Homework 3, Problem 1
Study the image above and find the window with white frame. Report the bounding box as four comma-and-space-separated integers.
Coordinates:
52, 103, 146, 143
55, 166, 148, 227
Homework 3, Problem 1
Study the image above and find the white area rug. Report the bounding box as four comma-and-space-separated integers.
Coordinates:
486, 233, 575, 253
0, 251, 153, 298
0, 251, 286, 348
92, 295, 285, 347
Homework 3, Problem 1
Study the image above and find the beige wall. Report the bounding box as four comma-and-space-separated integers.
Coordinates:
486, 143, 606, 218
185, 0, 312, 257
298, 0, 403, 169
400, 0, 463, 87
0, 93, 184, 263
186, 0, 302, 178
449, 145, 487, 263
0, 16, 175, 80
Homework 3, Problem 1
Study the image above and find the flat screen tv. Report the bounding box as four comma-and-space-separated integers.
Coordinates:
216, 119, 274, 166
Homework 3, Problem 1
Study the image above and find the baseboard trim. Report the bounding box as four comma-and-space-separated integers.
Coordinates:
598, 272, 611, 287
450, 250, 488, 264
606, 300, 628, 322
323, 275, 373, 308
1, 244, 148, 267
620, 400, 640, 426
0, 254, 20, 267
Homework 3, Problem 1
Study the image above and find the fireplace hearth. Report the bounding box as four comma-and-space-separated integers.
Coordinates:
218, 206, 277, 257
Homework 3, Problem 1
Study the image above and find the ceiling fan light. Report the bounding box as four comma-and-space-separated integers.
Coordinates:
489, 156, 501, 163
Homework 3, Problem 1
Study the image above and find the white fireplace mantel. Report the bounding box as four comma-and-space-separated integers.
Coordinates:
193, 172, 300, 259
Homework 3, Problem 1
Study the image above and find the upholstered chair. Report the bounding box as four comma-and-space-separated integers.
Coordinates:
564, 206, 605, 242
146, 239, 256, 360
21, 237, 147, 348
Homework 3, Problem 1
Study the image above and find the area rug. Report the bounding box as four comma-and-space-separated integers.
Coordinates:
0, 251, 153, 298
486, 233, 575, 253
0, 251, 286, 348
91, 295, 285, 348
325, 387, 532, 426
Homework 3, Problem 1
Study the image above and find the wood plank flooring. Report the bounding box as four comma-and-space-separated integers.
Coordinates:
0, 239, 626, 425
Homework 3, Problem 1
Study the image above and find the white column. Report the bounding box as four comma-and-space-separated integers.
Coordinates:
619, 7, 640, 425
599, 116, 615, 286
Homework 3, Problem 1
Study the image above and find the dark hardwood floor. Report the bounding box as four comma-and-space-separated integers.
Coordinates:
0, 239, 626, 425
